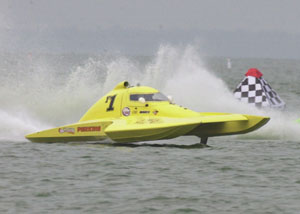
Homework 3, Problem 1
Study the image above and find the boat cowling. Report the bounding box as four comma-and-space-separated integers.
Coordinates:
113, 81, 129, 90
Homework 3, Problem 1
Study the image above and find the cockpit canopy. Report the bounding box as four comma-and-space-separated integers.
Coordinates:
130, 92, 169, 102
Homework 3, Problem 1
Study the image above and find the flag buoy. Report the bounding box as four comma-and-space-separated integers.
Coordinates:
233, 68, 285, 109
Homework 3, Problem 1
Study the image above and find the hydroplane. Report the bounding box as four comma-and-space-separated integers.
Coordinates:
26, 81, 270, 145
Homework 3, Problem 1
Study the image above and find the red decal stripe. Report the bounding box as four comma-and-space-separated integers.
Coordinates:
77, 126, 101, 132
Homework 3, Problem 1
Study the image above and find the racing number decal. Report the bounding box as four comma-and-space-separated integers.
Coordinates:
105, 95, 117, 111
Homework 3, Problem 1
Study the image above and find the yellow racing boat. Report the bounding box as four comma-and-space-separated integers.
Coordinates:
26, 81, 270, 145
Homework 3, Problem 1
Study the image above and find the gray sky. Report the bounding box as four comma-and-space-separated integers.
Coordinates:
1, 0, 300, 57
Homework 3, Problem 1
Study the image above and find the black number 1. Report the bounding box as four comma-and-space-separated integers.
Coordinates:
105, 95, 116, 111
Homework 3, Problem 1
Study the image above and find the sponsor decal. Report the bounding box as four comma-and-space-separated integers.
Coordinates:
153, 110, 159, 115
77, 126, 101, 132
140, 111, 150, 114
135, 118, 161, 124
136, 118, 146, 124
122, 107, 131, 116
148, 118, 161, 124
58, 127, 75, 134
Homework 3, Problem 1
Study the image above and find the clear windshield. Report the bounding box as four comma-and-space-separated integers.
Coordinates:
130, 93, 169, 102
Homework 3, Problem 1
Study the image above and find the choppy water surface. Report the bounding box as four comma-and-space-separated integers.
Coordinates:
1, 46, 300, 213
2, 139, 300, 214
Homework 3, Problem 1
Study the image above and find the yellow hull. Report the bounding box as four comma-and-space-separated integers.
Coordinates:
26, 81, 270, 144
26, 114, 269, 143
186, 114, 270, 137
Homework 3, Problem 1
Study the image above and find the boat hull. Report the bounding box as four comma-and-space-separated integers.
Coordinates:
26, 114, 269, 143
185, 114, 270, 138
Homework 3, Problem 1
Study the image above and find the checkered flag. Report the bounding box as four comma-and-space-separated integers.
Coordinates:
233, 68, 285, 109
